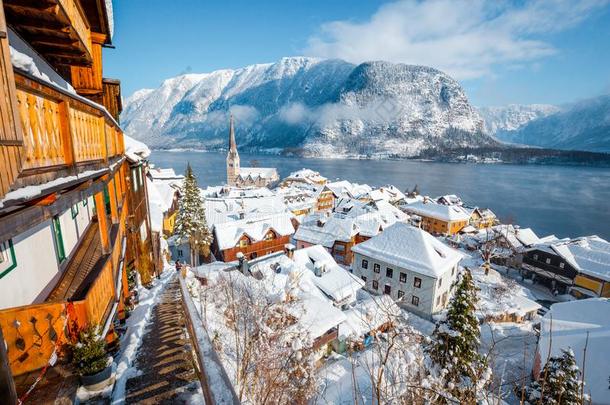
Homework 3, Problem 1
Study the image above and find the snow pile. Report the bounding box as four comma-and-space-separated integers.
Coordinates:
124, 135, 151, 162
471, 266, 541, 320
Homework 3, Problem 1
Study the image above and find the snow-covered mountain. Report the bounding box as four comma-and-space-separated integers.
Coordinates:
478, 104, 560, 135
121, 57, 495, 157
479, 96, 610, 153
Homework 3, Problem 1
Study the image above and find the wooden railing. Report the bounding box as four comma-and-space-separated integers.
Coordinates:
1, 71, 124, 196
0, 202, 128, 377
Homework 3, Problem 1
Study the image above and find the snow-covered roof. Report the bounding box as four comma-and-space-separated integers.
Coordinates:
515, 227, 540, 247
149, 167, 183, 180
214, 212, 295, 250
293, 214, 359, 247
550, 236, 610, 282
538, 299, 610, 404
338, 294, 401, 340
404, 201, 471, 222
205, 195, 289, 227
203, 185, 274, 199
238, 167, 278, 180
124, 135, 151, 162
292, 245, 364, 303
435, 194, 462, 206
284, 168, 327, 184
351, 223, 463, 278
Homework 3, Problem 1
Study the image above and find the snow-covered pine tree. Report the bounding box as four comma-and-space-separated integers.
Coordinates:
426, 269, 489, 402
526, 348, 586, 405
174, 163, 213, 265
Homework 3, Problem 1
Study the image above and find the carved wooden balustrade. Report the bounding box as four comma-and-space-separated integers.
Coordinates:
0, 71, 124, 198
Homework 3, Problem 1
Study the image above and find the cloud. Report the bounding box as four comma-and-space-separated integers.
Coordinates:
305, 0, 609, 80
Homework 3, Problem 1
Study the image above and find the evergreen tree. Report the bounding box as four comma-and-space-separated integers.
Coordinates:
426, 269, 489, 401
526, 348, 585, 405
174, 163, 213, 265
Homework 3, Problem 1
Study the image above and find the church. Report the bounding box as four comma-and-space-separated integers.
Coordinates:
226, 116, 279, 187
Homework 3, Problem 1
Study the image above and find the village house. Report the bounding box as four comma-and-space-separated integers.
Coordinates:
212, 212, 298, 261
293, 201, 406, 266
292, 245, 365, 309
148, 167, 183, 236
0, 0, 153, 384
273, 186, 317, 217
469, 207, 498, 229
226, 115, 278, 187
280, 168, 327, 187
521, 235, 610, 298
403, 200, 472, 235
535, 299, 610, 404
351, 223, 463, 319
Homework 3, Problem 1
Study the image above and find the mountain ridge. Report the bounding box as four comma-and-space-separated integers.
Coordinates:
121, 57, 496, 157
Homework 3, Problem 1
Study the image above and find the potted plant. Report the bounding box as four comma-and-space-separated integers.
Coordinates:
71, 324, 113, 390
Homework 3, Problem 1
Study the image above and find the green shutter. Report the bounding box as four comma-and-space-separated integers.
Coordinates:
103, 185, 111, 215
71, 204, 79, 219
53, 217, 66, 263
0, 240, 17, 279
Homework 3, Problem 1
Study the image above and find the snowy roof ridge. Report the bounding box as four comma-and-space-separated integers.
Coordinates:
351, 223, 463, 278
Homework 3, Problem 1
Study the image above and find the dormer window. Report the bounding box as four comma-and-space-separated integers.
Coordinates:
264, 230, 275, 240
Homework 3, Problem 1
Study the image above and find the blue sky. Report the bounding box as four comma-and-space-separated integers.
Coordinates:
104, 0, 610, 107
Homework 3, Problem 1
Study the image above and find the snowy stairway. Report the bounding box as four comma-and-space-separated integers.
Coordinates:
124, 277, 201, 404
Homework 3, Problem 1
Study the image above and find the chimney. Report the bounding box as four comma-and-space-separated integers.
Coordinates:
236, 252, 249, 276
285, 243, 295, 259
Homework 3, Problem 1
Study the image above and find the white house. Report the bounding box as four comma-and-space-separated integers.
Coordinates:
351, 223, 463, 319
292, 245, 365, 308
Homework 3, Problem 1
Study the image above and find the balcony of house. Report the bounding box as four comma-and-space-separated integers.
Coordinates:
0, 68, 124, 203
3, 0, 93, 68
0, 197, 128, 377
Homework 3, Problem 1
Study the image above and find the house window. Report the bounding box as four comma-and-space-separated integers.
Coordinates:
386, 268, 393, 278
82, 197, 88, 206
264, 230, 275, 240
373, 263, 380, 273
545, 258, 551, 264
334, 244, 345, 252
533, 253, 538, 260
239, 238, 249, 248
362, 259, 368, 269
414, 277, 422, 288
559, 262, 565, 269
400, 272, 407, 283
372, 280, 378, 290
397, 290, 404, 300
52, 217, 66, 263
178, 249, 183, 258
438, 278, 442, 287
452, 266, 455, 276
361, 275, 367, 282
384, 284, 391, 295
103, 185, 112, 216
0, 240, 17, 279
411, 295, 419, 306
71, 204, 79, 219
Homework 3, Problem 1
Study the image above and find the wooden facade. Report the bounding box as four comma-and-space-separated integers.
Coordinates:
218, 233, 292, 262
0, 0, 153, 387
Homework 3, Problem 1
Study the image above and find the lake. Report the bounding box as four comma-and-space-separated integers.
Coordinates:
150, 150, 610, 241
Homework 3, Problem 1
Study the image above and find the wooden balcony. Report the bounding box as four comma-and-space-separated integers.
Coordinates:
0, 200, 128, 376
3, 0, 93, 67
0, 69, 124, 201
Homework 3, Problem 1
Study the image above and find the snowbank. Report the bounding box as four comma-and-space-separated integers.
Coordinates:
124, 135, 151, 162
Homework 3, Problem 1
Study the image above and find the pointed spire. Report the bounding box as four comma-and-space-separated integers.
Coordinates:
229, 114, 237, 152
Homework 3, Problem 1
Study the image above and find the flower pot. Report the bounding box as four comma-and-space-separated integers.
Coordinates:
80, 363, 113, 391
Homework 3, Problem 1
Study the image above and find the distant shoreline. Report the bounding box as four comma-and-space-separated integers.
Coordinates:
150, 147, 610, 168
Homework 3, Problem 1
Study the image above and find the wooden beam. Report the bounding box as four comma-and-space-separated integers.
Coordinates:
0, 325, 18, 405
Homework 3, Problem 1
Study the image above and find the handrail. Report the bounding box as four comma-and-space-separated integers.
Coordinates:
178, 274, 240, 405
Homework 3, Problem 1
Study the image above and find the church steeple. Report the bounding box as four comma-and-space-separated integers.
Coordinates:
226, 114, 240, 186
229, 114, 237, 153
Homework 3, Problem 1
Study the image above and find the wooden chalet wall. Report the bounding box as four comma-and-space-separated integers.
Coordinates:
221, 234, 291, 262
0, 0, 23, 199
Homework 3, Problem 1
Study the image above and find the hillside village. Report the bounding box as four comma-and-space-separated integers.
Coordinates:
0, 1, 609, 404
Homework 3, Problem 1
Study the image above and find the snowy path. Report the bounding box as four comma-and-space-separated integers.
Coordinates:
121, 275, 202, 404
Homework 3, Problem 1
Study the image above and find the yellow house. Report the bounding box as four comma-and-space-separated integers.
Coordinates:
405, 201, 471, 235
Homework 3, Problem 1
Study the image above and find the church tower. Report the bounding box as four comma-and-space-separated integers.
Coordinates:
226, 114, 240, 186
